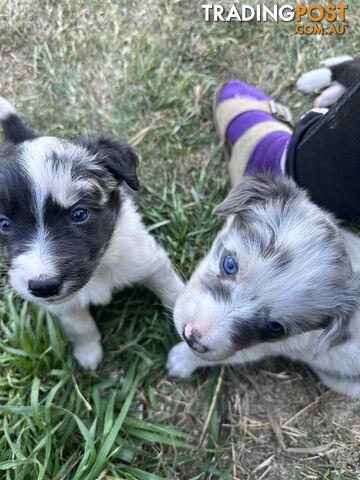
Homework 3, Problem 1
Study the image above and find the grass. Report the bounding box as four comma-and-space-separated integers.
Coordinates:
0, 0, 360, 478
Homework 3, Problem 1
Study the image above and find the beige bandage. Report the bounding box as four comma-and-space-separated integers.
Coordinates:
228, 121, 293, 186
216, 98, 293, 140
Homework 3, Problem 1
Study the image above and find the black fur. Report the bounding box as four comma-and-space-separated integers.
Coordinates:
78, 137, 140, 191
2, 114, 35, 144
43, 191, 120, 295
0, 145, 37, 259
331, 58, 360, 88
230, 308, 287, 348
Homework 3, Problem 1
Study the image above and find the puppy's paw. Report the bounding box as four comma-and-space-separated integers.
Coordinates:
314, 84, 346, 107
73, 341, 103, 370
166, 341, 200, 378
296, 68, 332, 93
320, 55, 353, 67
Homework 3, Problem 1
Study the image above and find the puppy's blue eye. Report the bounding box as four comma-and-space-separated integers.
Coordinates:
223, 255, 238, 275
265, 321, 285, 337
0, 218, 10, 233
71, 208, 90, 224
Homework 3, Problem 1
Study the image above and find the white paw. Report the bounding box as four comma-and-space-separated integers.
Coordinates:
73, 341, 103, 370
320, 55, 353, 67
296, 68, 332, 93
166, 341, 200, 378
314, 83, 346, 107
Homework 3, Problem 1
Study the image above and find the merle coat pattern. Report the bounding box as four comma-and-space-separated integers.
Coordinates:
167, 174, 360, 398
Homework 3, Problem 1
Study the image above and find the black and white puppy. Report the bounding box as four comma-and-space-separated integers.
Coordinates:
0, 97, 184, 370
296, 55, 360, 107
167, 174, 360, 398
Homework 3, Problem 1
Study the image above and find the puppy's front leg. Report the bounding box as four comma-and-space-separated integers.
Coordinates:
57, 308, 103, 370
167, 341, 272, 378
143, 243, 184, 309
167, 341, 212, 377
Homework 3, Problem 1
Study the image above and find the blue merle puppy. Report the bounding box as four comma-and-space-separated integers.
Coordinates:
168, 174, 360, 398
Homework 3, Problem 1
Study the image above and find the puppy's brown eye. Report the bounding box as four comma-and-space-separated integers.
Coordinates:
71, 208, 90, 224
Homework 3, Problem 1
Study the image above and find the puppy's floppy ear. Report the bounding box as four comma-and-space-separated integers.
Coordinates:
213, 174, 300, 216
83, 137, 139, 191
313, 272, 360, 357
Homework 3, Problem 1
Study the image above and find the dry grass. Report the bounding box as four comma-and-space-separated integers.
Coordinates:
0, 1, 360, 478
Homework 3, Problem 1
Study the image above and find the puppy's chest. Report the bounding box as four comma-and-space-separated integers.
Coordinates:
82, 268, 115, 306
81, 256, 146, 306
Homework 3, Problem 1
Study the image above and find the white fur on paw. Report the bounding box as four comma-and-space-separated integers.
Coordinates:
296, 68, 332, 93
166, 341, 199, 378
321, 55, 353, 67
73, 341, 103, 370
314, 83, 346, 107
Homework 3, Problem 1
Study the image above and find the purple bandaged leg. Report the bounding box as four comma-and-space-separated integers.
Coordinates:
245, 131, 291, 175
226, 111, 277, 145
220, 80, 271, 102
219, 80, 292, 176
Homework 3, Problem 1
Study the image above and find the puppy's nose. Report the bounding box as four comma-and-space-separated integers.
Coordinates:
183, 323, 208, 353
28, 276, 61, 298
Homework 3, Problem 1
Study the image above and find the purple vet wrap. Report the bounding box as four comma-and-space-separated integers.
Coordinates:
219, 80, 292, 176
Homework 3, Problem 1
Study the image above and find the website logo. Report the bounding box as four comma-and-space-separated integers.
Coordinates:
202, 3, 348, 35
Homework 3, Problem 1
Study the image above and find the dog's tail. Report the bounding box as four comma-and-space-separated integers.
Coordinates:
0, 97, 35, 144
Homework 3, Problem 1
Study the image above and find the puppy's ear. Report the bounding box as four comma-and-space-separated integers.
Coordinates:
313, 272, 360, 357
213, 174, 299, 216
83, 137, 139, 191
313, 316, 349, 358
